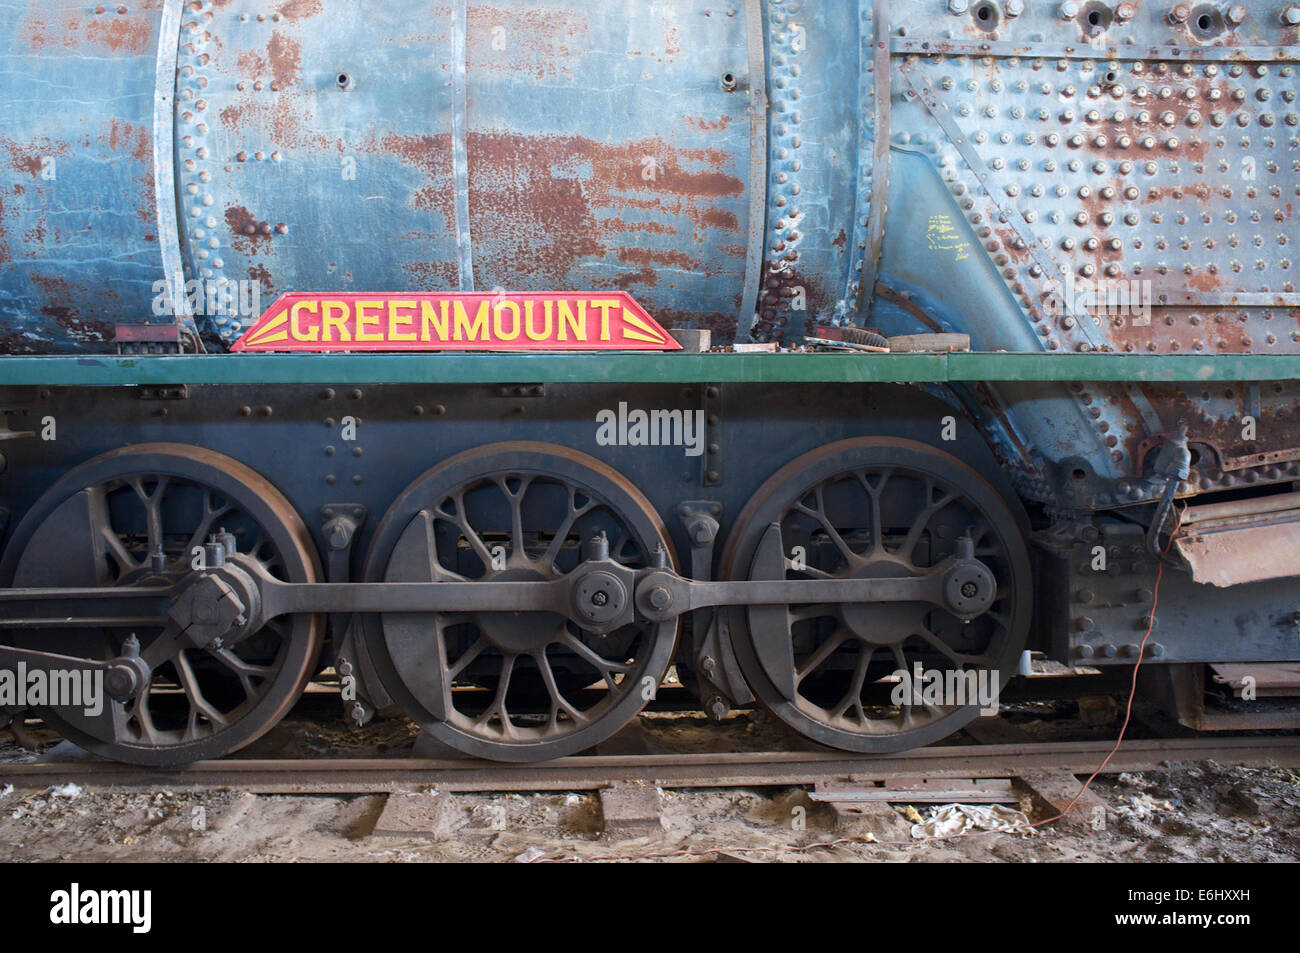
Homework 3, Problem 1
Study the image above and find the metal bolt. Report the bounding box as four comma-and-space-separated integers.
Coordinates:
591, 590, 609, 607
1116, 1, 1136, 20
947, 0, 969, 12
1284, 6, 1300, 25
1005, 0, 1024, 16
1169, 4, 1190, 23
1226, 4, 1246, 24
647, 586, 672, 610
1060, 0, 1079, 18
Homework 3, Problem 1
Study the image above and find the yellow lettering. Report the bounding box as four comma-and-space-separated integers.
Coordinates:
557, 300, 586, 341
421, 300, 449, 341
493, 300, 521, 341
387, 299, 417, 341
453, 300, 489, 341
524, 299, 552, 341
355, 300, 383, 342
591, 299, 618, 342
321, 301, 351, 342
290, 300, 319, 341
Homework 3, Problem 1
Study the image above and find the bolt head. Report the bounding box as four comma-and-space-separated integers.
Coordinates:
1116, 1, 1136, 19
1227, 4, 1246, 24
1006, 0, 1024, 15
1060, 1, 1079, 18
1170, 3, 1190, 23
947, 0, 969, 13
648, 586, 672, 610
1286, 5, 1300, 24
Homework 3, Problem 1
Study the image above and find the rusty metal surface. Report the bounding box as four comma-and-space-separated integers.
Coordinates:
0, 1, 171, 352
180, 1, 759, 345
1175, 490, 1300, 585
1211, 661, 1300, 696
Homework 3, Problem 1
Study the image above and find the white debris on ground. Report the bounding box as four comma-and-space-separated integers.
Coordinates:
909, 803, 1036, 838
1112, 792, 1178, 819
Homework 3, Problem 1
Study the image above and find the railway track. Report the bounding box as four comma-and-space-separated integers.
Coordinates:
2, 736, 1297, 795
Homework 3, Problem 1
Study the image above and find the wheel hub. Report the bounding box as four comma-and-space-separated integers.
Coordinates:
473, 566, 565, 655
839, 559, 928, 644
570, 569, 629, 629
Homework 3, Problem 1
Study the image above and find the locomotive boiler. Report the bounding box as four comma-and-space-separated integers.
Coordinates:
1, 0, 1299, 765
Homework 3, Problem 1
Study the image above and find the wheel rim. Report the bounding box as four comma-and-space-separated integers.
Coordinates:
0, 444, 322, 766
720, 437, 1032, 753
363, 442, 678, 761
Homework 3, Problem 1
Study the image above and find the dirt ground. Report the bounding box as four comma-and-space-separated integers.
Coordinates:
2, 705, 1298, 863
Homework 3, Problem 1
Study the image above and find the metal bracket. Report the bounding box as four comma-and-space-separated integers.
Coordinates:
703, 383, 723, 486
321, 504, 376, 726
677, 500, 753, 713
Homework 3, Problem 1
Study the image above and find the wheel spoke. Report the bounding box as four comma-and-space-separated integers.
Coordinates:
788, 602, 837, 623
856, 469, 891, 556
438, 491, 495, 571
795, 628, 850, 686
173, 650, 231, 738
915, 628, 967, 667
474, 653, 517, 737
211, 649, 273, 700
422, 510, 469, 582
560, 632, 630, 692
831, 642, 875, 719
86, 486, 141, 575
129, 691, 161, 745
792, 485, 856, 566
185, 490, 235, 556
494, 473, 534, 560
535, 649, 585, 729
447, 635, 489, 680
541, 486, 598, 571
897, 479, 959, 563
129, 476, 170, 556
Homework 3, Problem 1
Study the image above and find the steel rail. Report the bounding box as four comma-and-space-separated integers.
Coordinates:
2, 736, 1296, 795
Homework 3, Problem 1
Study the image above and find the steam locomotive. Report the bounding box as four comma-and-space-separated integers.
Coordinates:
1, 0, 1298, 764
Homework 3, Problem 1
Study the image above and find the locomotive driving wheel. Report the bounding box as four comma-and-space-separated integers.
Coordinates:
0, 444, 323, 766
362, 442, 679, 761
720, 437, 1032, 753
